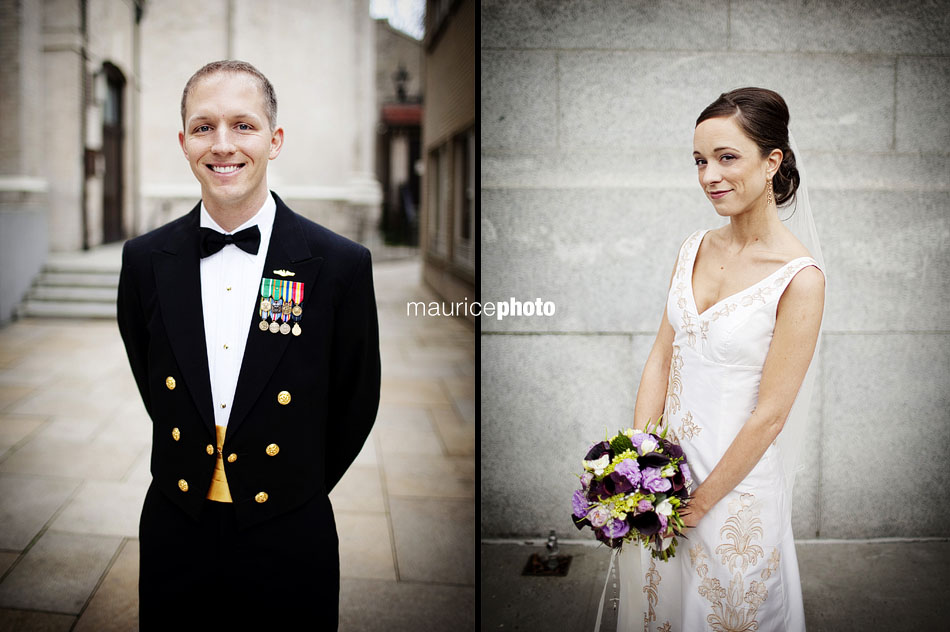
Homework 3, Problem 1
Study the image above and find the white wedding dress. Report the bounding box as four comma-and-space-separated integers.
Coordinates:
621, 228, 820, 632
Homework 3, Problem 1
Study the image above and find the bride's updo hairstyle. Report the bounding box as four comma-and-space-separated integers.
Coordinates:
696, 87, 800, 207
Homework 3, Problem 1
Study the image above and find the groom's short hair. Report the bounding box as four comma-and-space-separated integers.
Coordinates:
180, 60, 278, 131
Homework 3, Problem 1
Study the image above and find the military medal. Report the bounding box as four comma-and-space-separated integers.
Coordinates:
259, 278, 274, 331
258, 276, 305, 337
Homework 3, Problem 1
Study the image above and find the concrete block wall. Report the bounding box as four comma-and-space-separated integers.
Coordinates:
480, 0, 950, 540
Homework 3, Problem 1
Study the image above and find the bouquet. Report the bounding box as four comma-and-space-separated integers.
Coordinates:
571, 419, 693, 560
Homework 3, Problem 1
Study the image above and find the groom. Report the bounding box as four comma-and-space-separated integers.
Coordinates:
117, 60, 380, 629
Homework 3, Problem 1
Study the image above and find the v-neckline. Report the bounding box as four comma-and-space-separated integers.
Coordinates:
688, 229, 813, 319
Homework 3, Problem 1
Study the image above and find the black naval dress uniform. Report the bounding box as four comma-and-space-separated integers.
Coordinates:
117, 192, 380, 629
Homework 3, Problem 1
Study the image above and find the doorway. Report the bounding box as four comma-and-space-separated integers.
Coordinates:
101, 63, 125, 243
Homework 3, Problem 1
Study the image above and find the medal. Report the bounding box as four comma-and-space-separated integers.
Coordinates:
292, 323, 302, 336
280, 323, 291, 335
259, 278, 275, 332
269, 321, 280, 333
292, 305, 302, 317
281, 303, 292, 315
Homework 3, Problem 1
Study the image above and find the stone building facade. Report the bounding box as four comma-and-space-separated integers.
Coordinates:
420, 0, 475, 309
0, 0, 140, 323
481, 0, 950, 541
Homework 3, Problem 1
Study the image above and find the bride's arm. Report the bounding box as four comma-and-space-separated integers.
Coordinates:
681, 266, 825, 527
632, 256, 678, 431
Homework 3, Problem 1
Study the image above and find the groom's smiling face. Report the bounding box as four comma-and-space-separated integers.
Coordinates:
179, 71, 283, 215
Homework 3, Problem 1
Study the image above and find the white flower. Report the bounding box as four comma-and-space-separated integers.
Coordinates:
638, 436, 658, 455
661, 464, 675, 477
587, 505, 611, 528
583, 454, 610, 475
623, 428, 637, 438
655, 498, 673, 516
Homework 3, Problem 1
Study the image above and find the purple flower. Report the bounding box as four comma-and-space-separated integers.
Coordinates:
637, 499, 653, 513
587, 505, 611, 528
613, 458, 641, 487
657, 513, 668, 532
602, 518, 630, 539
580, 472, 593, 489
663, 440, 684, 459
628, 510, 661, 536
605, 471, 635, 496
584, 441, 613, 462
572, 489, 589, 518
681, 463, 692, 483
641, 467, 671, 493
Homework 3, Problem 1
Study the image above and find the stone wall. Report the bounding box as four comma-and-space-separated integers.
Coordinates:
480, 0, 950, 540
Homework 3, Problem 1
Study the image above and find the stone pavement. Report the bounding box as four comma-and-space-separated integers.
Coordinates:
0, 257, 474, 631
482, 539, 950, 631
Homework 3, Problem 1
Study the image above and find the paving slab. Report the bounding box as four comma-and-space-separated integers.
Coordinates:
390, 497, 475, 585
339, 578, 474, 632
0, 474, 80, 550
0, 609, 75, 632
336, 511, 397, 581
73, 539, 138, 632
0, 531, 121, 613
49, 479, 149, 537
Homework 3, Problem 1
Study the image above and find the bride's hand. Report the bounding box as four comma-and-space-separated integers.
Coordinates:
680, 490, 707, 528
680, 506, 705, 529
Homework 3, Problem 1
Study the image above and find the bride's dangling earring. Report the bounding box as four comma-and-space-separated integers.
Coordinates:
766, 176, 774, 207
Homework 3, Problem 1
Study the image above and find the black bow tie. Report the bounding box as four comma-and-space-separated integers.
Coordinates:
199, 225, 261, 258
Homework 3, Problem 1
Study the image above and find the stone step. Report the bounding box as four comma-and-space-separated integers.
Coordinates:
28, 286, 117, 303
37, 271, 121, 288
18, 300, 116, 319
43, 260, 121, 274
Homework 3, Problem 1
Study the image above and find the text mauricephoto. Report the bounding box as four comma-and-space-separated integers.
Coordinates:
0, 1, 947, 631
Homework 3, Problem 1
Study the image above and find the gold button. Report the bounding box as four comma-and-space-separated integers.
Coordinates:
171, 427, 180, 441
206, 444, 214, 455
178, 479, 189, 492
227, 453, 237, 463
277, 391, 291, 405
255, 491, 268, 503
220, 403, 227, 409
265, 443, 279, 456
223, 344, 229, 349
165, 376, 176, 390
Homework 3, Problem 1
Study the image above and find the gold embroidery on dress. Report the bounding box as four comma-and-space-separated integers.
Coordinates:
716, 494, 765, 572
678, 411, 701, 440
761, 548, 780, 580
642, 558, 662, 631
658, 623, 672, 632
671, 231, 703, 310
664, 345, 683, 416
681, 311, 708, 348
690, 493, 780, 631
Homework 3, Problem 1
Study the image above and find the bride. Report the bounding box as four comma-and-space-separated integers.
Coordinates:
620, 87, 825, 631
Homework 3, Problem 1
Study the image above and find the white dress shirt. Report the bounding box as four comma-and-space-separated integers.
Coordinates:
199, 193, 276, 427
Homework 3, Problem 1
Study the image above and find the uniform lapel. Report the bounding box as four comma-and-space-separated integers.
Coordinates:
152, 203, 216, 435
226, 194, 324, 439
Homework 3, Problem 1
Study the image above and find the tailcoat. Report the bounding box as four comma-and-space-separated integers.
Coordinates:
117, 192, 380, 628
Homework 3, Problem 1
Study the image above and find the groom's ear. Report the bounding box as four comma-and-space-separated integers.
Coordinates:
268, 126, 284, 160
178, 130, 188, 158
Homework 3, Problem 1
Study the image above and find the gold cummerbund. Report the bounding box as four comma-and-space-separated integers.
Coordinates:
206, 424, 233, 503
